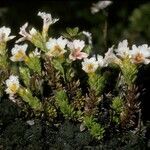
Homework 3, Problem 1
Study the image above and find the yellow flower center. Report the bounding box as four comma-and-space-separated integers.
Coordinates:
9, 83, 18, 93
14, 50, 26, 60
51, 45, 62, 56
87, 64, 94, 72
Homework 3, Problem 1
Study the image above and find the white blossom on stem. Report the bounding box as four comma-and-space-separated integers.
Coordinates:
68, 40, 88, 61
5, 75, 20, 96
97, 54, 107, 67
0, 26, 15, 42
38, 11, 59, 33
46, 36, 67, 57
104, 46, 120, 65
129, 44, 150, 64
10, 44, 28, 61
115, 39, 130, 58
16, 23, 37, 43
82, 57, 99, 73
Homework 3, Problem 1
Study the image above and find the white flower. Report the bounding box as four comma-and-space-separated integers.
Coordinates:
97, 54, 107, 67
91, 1, 112, 14
104, 46, 120, 64
46, 36, 67, 57
115, 39, 130, 58
82, 57, 99, 73
82, 31, 92, 44
68, 40, 85, 50
29, 27, 37, 35
38, 11, 59, 32
10, 44, 28, 61
0, 26, 15, 42
129, 44, 150, 64
29, 48, 41, 58
68, 40, 88, 61
33, 48, 41, 57
5, 75, 20, 96
16, 23, 37, 43
17, 23, 30, 42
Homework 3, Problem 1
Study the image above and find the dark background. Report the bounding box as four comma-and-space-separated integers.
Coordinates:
0, 0, 149, 47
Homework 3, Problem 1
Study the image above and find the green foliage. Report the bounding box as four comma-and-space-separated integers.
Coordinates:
112, 97, 123, 113
88, 73, 105, 95
0, 2, 149, 147
65, 66, 75, 82
31, 32, 47, 52
19, 66, 31, 87
112, 97, 123, 124
83, 116, 105, 140
83, 45, 92, 55
18, 88, 43, 111
66, 27, 79, 36
52, 58, 65, 80
0, 56, 9, 69
45, 103, 57, 119
62, 27, 81, 39
55, 90, 75, 119
52, 57, 75, 82
25, 56, 41, 75
0, 69, 8, 97
120, 57, 137, 87
0, 43, 9, 69
0, 42, 7, 55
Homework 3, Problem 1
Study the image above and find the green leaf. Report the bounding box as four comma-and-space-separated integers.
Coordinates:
65, 66, 75, 82
18, 88, 43, 111
112, 97, 123, 124
83, 45, 92, 55
61, 32, 72, 39
72, 27, 79, 35
120, 57, 137, 86
31, 32, 47, 52
83, 116, 105, 140
66, 27, 79, 37
25, 56, 41, 75
52, 58, 65, 80
55, 90, 75, 119
88, 73, 105, 95
0, 56, 9, 69
112, 97, 123, 113
19, 66, 31, 87
0, 42, 7, 55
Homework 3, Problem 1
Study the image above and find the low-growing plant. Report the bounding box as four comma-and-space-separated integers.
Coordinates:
0, 10, 149, 144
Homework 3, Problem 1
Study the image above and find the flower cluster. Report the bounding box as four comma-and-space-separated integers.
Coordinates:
114, 39, 150, 65
1, 11, 150, 141
82, 39, 150, 72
